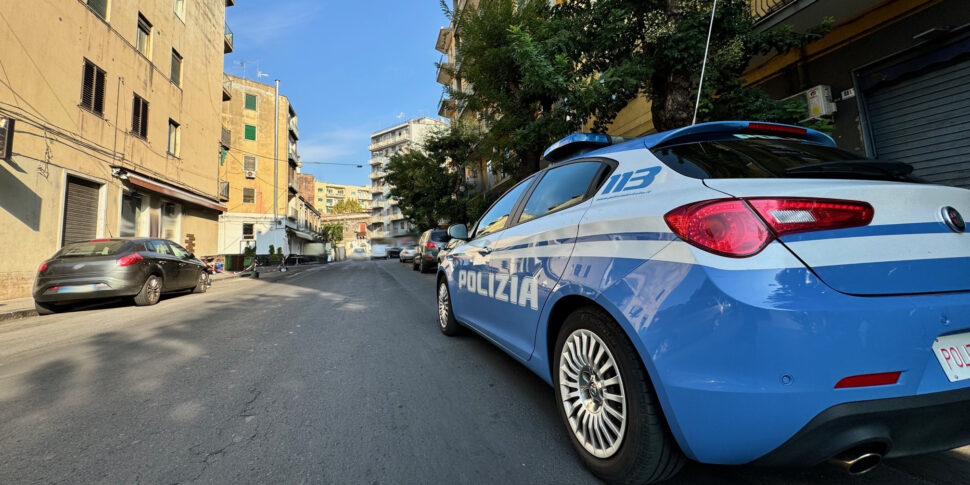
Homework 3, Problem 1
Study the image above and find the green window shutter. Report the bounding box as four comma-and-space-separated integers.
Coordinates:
244, 94, 257, 110
244, 124, 256, 140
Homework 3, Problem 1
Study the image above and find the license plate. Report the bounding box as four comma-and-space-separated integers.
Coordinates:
933, 332, 970, 382
58, 284, 100, 294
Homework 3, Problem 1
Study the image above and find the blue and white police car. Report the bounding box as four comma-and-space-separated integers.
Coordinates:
435, 121, 970, 483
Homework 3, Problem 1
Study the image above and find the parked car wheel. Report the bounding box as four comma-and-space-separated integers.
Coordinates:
34, 301, 59, 315
134, 274, 163, 306
553, 307, 685, 484
192, 272, 209, 294
419, 259, 430, 273
437, 279, 462, 336
412, 260, 419, 271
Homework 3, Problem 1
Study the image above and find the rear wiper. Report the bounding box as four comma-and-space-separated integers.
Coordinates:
785, 161, 914, 177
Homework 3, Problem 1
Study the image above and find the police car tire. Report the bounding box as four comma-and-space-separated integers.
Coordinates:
554, 307, 684, 485
437, 279, 462, 336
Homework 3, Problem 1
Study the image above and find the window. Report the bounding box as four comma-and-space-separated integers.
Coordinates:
242, 188, 255, 204
474, 177, 534, 239
80, 59, 106, 116
136, 14, 152, 58
519, 162, 603, 223
170, 49, 182, 86
317, 198, 323, 202
317, 187, 323, 192
244, 124, 256, 140
0, 117, 14, 160
243, 155, 256, 171
86, 0, 108, 20
244, 94, 257, 111
148, 240, 172, 255
167, 119, 180, 156
242, 223, 254, 239
168, 242, 191, 259
131, 94, 149, 138
173, 0, 185, 20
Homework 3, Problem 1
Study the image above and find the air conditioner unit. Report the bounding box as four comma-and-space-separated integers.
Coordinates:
244, 170, 256, 179
784, 85, 837, 121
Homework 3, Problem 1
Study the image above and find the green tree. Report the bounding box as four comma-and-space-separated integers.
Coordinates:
331, 199, 364, 214
554, 0, 832, 131
385, 124, 483, 230
444, 0, 579, 180
319, 223, 344, 245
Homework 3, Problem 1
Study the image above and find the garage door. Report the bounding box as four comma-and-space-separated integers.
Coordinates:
865, 58, 970, 188
62, 176, 101, 245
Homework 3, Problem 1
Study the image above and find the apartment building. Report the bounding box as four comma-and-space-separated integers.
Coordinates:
0, 0, 233, 300
217, 74, 321, 261
312, 182, 372, 214
368, 117, 445, 242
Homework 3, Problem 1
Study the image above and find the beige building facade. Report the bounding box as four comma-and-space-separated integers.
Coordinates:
368, 117, 444, 241
0, 0, 233, 300
217, 74, 321, 258
313, 182, 371, 214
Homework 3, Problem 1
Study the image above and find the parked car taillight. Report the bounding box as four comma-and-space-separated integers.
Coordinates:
117, 253, 144, 267
664, 198, 874, 258
425, 242, 438, 249
37, 261, 48, 273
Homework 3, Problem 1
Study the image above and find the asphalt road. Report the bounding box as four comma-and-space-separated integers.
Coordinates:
1, 260, 969, 484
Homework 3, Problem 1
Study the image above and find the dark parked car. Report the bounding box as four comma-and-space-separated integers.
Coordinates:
412, 229, 449, 273
33, 238, 209, 314
387, 247, 402, 259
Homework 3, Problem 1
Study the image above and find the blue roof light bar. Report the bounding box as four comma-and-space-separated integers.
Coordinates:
543, 133, 630, 163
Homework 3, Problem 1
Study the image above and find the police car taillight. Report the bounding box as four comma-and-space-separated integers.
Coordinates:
665, 197, 873, 257
746, 198, 874, 237
664, 200, 772, 258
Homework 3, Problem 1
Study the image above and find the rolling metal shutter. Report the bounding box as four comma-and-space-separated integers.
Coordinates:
866, 58, 970, 188
62, 176, 100, 245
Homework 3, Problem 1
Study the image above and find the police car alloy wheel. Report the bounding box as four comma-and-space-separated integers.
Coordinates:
554, 308, 684, 484
437, 280, 461, 336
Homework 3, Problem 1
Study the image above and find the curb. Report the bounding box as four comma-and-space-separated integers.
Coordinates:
0, 308, 39, 323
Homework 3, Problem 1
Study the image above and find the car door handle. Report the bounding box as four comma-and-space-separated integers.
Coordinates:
481, 246, 493, 255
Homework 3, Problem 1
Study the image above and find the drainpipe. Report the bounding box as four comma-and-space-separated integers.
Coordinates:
274, 79, 280, 248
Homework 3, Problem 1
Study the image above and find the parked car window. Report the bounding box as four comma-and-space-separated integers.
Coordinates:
167, 243, 191, 259
429, 230, 448, 242
55, 240, 126, 257
520, 162, 603, 223
474, 177, 534, 239
651, 136, 922, 183
149, 240, 173, 256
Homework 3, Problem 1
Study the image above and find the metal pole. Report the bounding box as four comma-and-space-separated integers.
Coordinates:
692, 0, 718, 126
273, 79, 280, 238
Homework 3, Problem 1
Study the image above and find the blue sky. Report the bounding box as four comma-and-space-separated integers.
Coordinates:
225, 0, 448, 186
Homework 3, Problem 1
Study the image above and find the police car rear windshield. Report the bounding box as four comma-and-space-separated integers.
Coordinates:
651, 135, 921, 182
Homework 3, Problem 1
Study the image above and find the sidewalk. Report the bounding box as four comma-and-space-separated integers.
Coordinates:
0, 262, 334, 323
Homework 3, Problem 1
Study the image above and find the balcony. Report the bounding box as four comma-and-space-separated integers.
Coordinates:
369, 170, 386, 180
436, 62, 455, 86
288, 141, 298, 166
219, 181, 229, 201
370, 230, 390, 239
438, 97, 457, 118
226, 0, 234, 5
389, 212, 404, 221
435, 27, 454, 54
368, 137, 409, 152
288, 116, 299, 140
288, 181, 299, 194
387, 198, 398, 206
220, 126, 231, 148
369, 156, 386, 166
224, 24, 234, 53
751, 0, 798, 19
222, 75, 232, 101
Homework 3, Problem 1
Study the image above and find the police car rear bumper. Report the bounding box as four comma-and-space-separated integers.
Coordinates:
601, 257, 970, 465
750, 386, 970, 466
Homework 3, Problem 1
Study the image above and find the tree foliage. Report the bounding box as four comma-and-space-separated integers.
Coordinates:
319, 223, 344, 245
331, 198, 364, 214
554, 0, 832, 131
385, 124, 484, 230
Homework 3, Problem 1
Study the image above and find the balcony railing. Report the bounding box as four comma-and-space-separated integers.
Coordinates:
751, 0, 798, 20
436, 61, 455, 86
435, 27, 454, 54
222, 75, 232, 101
221, 126, 231, 148
369, 170, 386, 180
288, 116, 299, 140
224, 24, 234, 53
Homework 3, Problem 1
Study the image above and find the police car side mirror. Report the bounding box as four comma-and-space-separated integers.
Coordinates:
447, 224, 468, 241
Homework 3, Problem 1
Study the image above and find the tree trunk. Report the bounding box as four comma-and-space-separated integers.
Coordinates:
651, 70, 695, 132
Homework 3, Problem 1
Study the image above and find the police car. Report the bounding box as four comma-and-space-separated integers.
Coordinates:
435, 121, 970, 483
